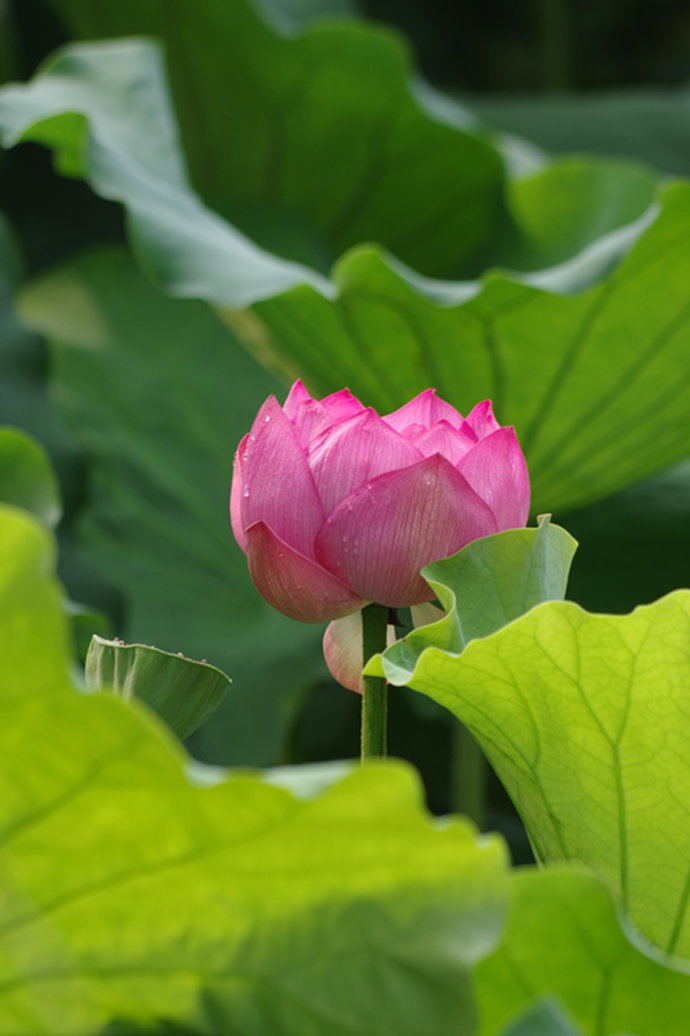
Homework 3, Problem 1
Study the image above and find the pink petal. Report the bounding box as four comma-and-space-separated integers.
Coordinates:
383, 389, 464, 434
398, 423, 427, 443
283, 379, 313, 420
462, 399, 501, 439
457, 427, 530, 529
241, 396, 325, 558
230, 432, 250, 552
307, 409, 422, 515
291, 399, 330, 446
292, 389, 367, 447
413, 420, 477, 465
323, 612, 397, 694
246, 522, 366, 623
315, 454, 498, 608
320, 387, 368, 423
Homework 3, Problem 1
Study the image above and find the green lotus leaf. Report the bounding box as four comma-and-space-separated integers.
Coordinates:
250, 180, 690, 514
478, 869, 690, 1036
0, 38, 329, 308
37, 0, 506, 279
369, 581, 690, 957
384, 517, 577, 684
39, 0, 660, 278
0, 22, 684, 515
85, 635, 230, 740
0, 503, 509, 1034
0, 426, 61, 526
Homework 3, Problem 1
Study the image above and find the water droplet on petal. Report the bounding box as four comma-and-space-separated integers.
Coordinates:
243, 486, 250, 498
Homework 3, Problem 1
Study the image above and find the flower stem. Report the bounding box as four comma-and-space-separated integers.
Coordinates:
360, 603, 389, 761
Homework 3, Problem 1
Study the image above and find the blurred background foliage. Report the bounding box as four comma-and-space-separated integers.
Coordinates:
1, 0, 689, 864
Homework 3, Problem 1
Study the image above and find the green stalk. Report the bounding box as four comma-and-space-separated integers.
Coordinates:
451, 722, 487, 830
360, 603, 389, 761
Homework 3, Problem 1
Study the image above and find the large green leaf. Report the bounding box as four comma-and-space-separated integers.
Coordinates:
0, 426, 61, 526
0, 27, 683, 514
41, 0, 506, 279
0, 503, 509, 1034
0, 39, 330, 308
485, 156, 657, 272
17, 246, 323, 767
369, 572, 690, 957
0, 18, 659, 292
477, 869, 690, 1036
250, 181, 690, 514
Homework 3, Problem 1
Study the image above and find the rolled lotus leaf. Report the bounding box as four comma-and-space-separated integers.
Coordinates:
85, 635, 230, 740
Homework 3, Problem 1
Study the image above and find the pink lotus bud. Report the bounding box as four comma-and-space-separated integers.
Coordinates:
230, 382, 530, 623
324, 601, 449, 693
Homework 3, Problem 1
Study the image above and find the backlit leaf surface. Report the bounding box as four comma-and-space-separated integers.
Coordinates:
369, 542, 690, 956
0, 505, 508, 1035
478, 870, 690, 1036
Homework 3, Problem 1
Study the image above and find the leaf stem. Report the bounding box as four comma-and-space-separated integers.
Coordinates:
451, 722, 487, 829
360, 603, 389, 761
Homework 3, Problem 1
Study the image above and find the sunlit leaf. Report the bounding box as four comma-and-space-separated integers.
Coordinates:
0, 505, 508, 1035
478, 869, 690, 1036
370, 570, 690, 957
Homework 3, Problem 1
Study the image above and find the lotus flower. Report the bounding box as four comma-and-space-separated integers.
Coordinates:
230, 381, 529, 623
